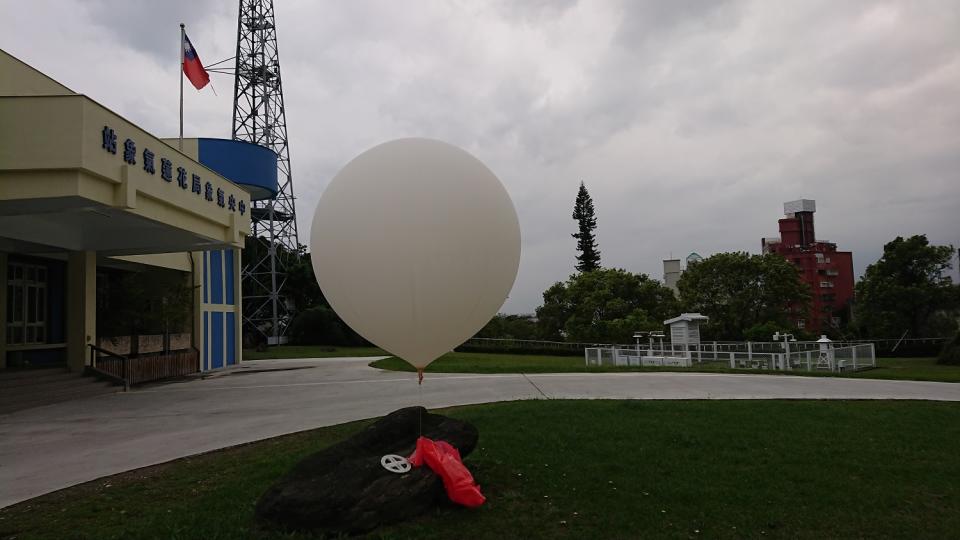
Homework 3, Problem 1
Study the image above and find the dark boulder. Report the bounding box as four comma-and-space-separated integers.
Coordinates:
255, 406, 479, 535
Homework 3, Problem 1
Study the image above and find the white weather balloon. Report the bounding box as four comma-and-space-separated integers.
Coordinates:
310, 138, 521, 376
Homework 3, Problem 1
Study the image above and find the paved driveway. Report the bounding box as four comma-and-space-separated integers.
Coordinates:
2, 357, 959, 508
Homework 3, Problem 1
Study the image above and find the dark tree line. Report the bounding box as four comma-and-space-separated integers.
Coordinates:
676, 252, 812, 340
243, 236, 368, 347
853, 235, 958, 339
280, 175, 957, 351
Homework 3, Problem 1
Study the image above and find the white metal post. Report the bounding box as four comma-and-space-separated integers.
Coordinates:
179, 23, 184, 152
784, 338, 791, 371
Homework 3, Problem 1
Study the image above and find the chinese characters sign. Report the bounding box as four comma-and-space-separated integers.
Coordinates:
101, 125, 246, 216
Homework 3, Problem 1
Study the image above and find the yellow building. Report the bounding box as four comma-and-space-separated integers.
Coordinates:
0, 49, 272, 388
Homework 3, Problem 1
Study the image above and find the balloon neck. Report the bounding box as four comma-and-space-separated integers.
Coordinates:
417, 368, 424, 386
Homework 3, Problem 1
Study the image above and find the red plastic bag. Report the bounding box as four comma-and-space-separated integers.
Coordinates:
408, 436, 485, 507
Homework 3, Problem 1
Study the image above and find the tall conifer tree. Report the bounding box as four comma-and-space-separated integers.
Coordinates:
572, 181, 601, 272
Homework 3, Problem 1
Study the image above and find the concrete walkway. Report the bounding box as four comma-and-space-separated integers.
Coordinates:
2, 357, 959, 508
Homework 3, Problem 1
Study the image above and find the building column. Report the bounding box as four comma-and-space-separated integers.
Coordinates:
233, 247, 243, 364
191, 251, 204, 371
0, 252, 7, 369
67, 251, 96, 373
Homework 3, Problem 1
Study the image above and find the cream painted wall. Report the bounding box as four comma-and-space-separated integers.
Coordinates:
0, 96, 251, 246
111, 253, 193, 273
161, 138, 199, 160
2, 51, 248, 373
191, 252, 203, 353
66, 251, 96, 372
0, 49, 74, 96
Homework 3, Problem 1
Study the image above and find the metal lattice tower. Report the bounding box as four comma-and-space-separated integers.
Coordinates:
231, 0, 299, 344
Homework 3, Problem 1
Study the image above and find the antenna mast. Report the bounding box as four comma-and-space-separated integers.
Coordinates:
231, 0, 300, 345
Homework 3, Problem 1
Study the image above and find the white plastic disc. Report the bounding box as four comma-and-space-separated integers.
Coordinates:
381, 454, 412, 474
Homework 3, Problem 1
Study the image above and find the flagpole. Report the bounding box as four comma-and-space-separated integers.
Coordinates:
179, 23, 185, 152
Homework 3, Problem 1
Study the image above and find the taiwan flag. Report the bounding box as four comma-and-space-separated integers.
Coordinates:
182, 33, 210, 90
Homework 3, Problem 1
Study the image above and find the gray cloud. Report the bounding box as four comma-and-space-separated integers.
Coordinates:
83, 0, 230, 62
3, 0, 958, 313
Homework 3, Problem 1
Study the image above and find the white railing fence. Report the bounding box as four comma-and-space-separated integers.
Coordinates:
584, 348, 692, 368
585, 342, 876, 373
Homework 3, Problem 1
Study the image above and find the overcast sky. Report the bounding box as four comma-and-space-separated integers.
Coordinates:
3, 0, 958, 313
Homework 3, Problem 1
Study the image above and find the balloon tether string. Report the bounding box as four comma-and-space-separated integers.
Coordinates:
417, 368, 423, 437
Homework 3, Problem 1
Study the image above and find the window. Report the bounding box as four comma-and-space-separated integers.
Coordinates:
820, 281, 834, 288
796, 319, 806, 329
6, 262, 48, 345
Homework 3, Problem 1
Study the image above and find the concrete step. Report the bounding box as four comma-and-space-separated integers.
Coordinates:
0, 371, 120, 415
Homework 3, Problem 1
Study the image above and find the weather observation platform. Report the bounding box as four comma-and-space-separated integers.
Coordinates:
170, 138, 278, 202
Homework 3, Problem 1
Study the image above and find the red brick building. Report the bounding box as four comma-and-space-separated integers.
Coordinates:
761, 200, 854, 333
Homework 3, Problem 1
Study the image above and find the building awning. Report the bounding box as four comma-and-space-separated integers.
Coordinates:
0, 95, 251, 255
663, 313, 710, 325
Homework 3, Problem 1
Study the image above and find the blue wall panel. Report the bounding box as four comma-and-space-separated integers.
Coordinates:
210, 250, 223, 304
225, 250, 235, 305
226, 312, 236, 365
202, 312, 209, 371
197, 138, 278, 201
211, 312, 224, 369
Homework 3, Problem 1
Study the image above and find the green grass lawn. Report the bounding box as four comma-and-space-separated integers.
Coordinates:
2, 400, 958, 539
848, 357, 960, 382
370, 352, 960, 382
243, 345, 387, 360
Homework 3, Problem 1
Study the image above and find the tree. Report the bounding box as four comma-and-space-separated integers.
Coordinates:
242, 238, 323, 314
939, 331, 960, 365
288, 305, 368, 346
535, 268, 678, 343
251, 240, 369, 346
284, 245, 325, 312
97, 269, 192, 354
475, 314, 538, 340
572, 181, 601, 272
854, 235, 959, 338
677, 252, 811, 340
743, 320, 812, 342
